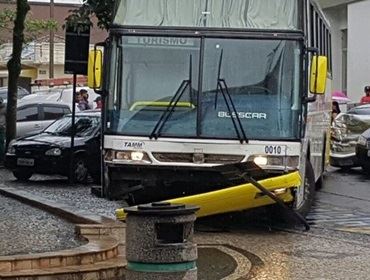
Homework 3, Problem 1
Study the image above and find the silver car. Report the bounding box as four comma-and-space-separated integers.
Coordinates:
330, 104, 370, 169
16, 102, 71, 138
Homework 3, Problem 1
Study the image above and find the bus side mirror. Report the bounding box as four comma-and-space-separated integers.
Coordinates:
310, 55, 328, 95
88, 50, 103, 89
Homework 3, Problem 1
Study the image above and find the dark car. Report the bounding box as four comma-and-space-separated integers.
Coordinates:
356, 128, 370, 173
5, 110, 101, 183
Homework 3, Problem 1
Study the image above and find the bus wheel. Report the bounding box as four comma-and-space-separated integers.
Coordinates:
296, 160, 316, 217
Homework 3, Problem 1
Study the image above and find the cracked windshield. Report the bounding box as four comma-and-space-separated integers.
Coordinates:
107, 36, 302, 140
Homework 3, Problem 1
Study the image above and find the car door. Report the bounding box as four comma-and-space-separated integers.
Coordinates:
40, 104, 71, 131
16, 105, 42, 137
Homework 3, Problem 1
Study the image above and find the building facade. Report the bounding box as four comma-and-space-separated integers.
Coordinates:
0, 0, 106, 88
319, 0, 370, 103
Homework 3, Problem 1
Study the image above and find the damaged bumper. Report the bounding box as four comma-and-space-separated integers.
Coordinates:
116, 171, 301, 220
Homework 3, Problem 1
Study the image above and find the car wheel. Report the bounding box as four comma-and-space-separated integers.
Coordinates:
362, 164, 370, 174
73, 156, 88, 184
13, 169, 33, 181
296, 160, 316, 217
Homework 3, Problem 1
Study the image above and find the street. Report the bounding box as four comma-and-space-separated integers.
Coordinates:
1, 167, 370, 279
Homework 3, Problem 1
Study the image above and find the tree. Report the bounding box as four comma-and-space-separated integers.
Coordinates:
65, 0, 115, 31
6, 0, 29, 147
1, 3, 57, 146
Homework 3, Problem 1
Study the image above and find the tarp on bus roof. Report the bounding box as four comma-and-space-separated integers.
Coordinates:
114, 0, 299, 30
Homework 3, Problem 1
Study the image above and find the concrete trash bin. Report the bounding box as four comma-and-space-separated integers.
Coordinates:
124, 202, 200, 280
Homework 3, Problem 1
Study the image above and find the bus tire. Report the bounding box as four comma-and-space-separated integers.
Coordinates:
296, 160, 316, 217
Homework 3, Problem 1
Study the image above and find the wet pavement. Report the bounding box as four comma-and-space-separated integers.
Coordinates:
0, 195, 85, 256
1, 167, 370, 279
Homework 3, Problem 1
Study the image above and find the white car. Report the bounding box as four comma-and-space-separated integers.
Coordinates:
23, 87, 100, 111
16, 101, 71, 138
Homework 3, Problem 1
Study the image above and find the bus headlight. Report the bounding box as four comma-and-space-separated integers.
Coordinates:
105, 150, 151, 164
131, 151, 144, 161
248, 155, 299, 169
253, 156, 268, 166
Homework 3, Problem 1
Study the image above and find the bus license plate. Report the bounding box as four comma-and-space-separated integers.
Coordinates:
17, 158, 34, 167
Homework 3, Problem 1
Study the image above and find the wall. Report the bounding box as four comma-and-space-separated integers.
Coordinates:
348, 0, 370, 102
323, 6, 348, 94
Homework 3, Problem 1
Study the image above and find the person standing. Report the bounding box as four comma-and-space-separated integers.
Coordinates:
331, 101, 341, 122
94, 96, 102, 109
77, 89, 91, 111
360, 86, 370, 104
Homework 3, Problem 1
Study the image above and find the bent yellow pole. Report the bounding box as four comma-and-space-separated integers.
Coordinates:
116, 171, 301, 221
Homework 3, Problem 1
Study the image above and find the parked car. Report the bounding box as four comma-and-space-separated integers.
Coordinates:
23, 87, 100, 111
0, 86, 30, 102
5, 110, 101, 183
16, 101, 71, 137
356, 128, 370, 173
330, 104, 370, 168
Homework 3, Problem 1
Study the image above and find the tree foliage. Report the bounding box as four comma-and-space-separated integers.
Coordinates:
0, 8, 57, 44
65, 0, 115, 31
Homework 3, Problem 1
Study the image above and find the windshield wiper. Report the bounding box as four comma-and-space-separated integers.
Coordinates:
150, 55, 193, 140
215, 50, 248, 144
150, 80, 190, 140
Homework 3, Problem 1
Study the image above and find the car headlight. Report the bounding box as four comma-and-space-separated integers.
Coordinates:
358, 135, 368, 146
7, 140, 16, 155
45, 148, 62, 156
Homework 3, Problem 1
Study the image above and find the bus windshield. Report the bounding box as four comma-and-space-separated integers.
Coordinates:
114, 0, 300, 30
107, 36, 302, 140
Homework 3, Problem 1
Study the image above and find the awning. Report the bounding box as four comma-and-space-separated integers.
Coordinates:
0, 63, 38, 79
20, 69, 37, 79
0, 63, 37, 71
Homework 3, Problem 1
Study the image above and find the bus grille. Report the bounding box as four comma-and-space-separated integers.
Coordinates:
152, 153, 245, 164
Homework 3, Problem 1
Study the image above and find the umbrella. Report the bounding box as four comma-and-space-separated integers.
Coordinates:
332, 91, 351, 103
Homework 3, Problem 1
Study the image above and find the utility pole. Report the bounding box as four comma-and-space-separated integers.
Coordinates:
49, 0, 54, 79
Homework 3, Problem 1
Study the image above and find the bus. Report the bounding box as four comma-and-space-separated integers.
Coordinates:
89, 0, 332, 216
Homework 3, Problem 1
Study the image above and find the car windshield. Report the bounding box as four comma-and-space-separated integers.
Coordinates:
106, 36, 302, 140
45, 115, 100, 137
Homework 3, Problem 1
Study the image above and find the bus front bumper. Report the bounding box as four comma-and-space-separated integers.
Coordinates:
116, 171, 301, 220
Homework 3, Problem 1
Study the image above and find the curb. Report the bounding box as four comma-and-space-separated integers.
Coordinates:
0, 185, 253, 279
0, 185, 117, 225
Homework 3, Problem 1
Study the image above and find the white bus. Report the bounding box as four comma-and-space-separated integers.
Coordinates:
90, 0, 332, 216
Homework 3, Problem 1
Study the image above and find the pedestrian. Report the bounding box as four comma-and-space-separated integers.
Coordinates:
77, 89, 91, 111
0, 97, 6, 162
360, 86, 370, 104
331, 101, 340, 122
94, 96, 102, 109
